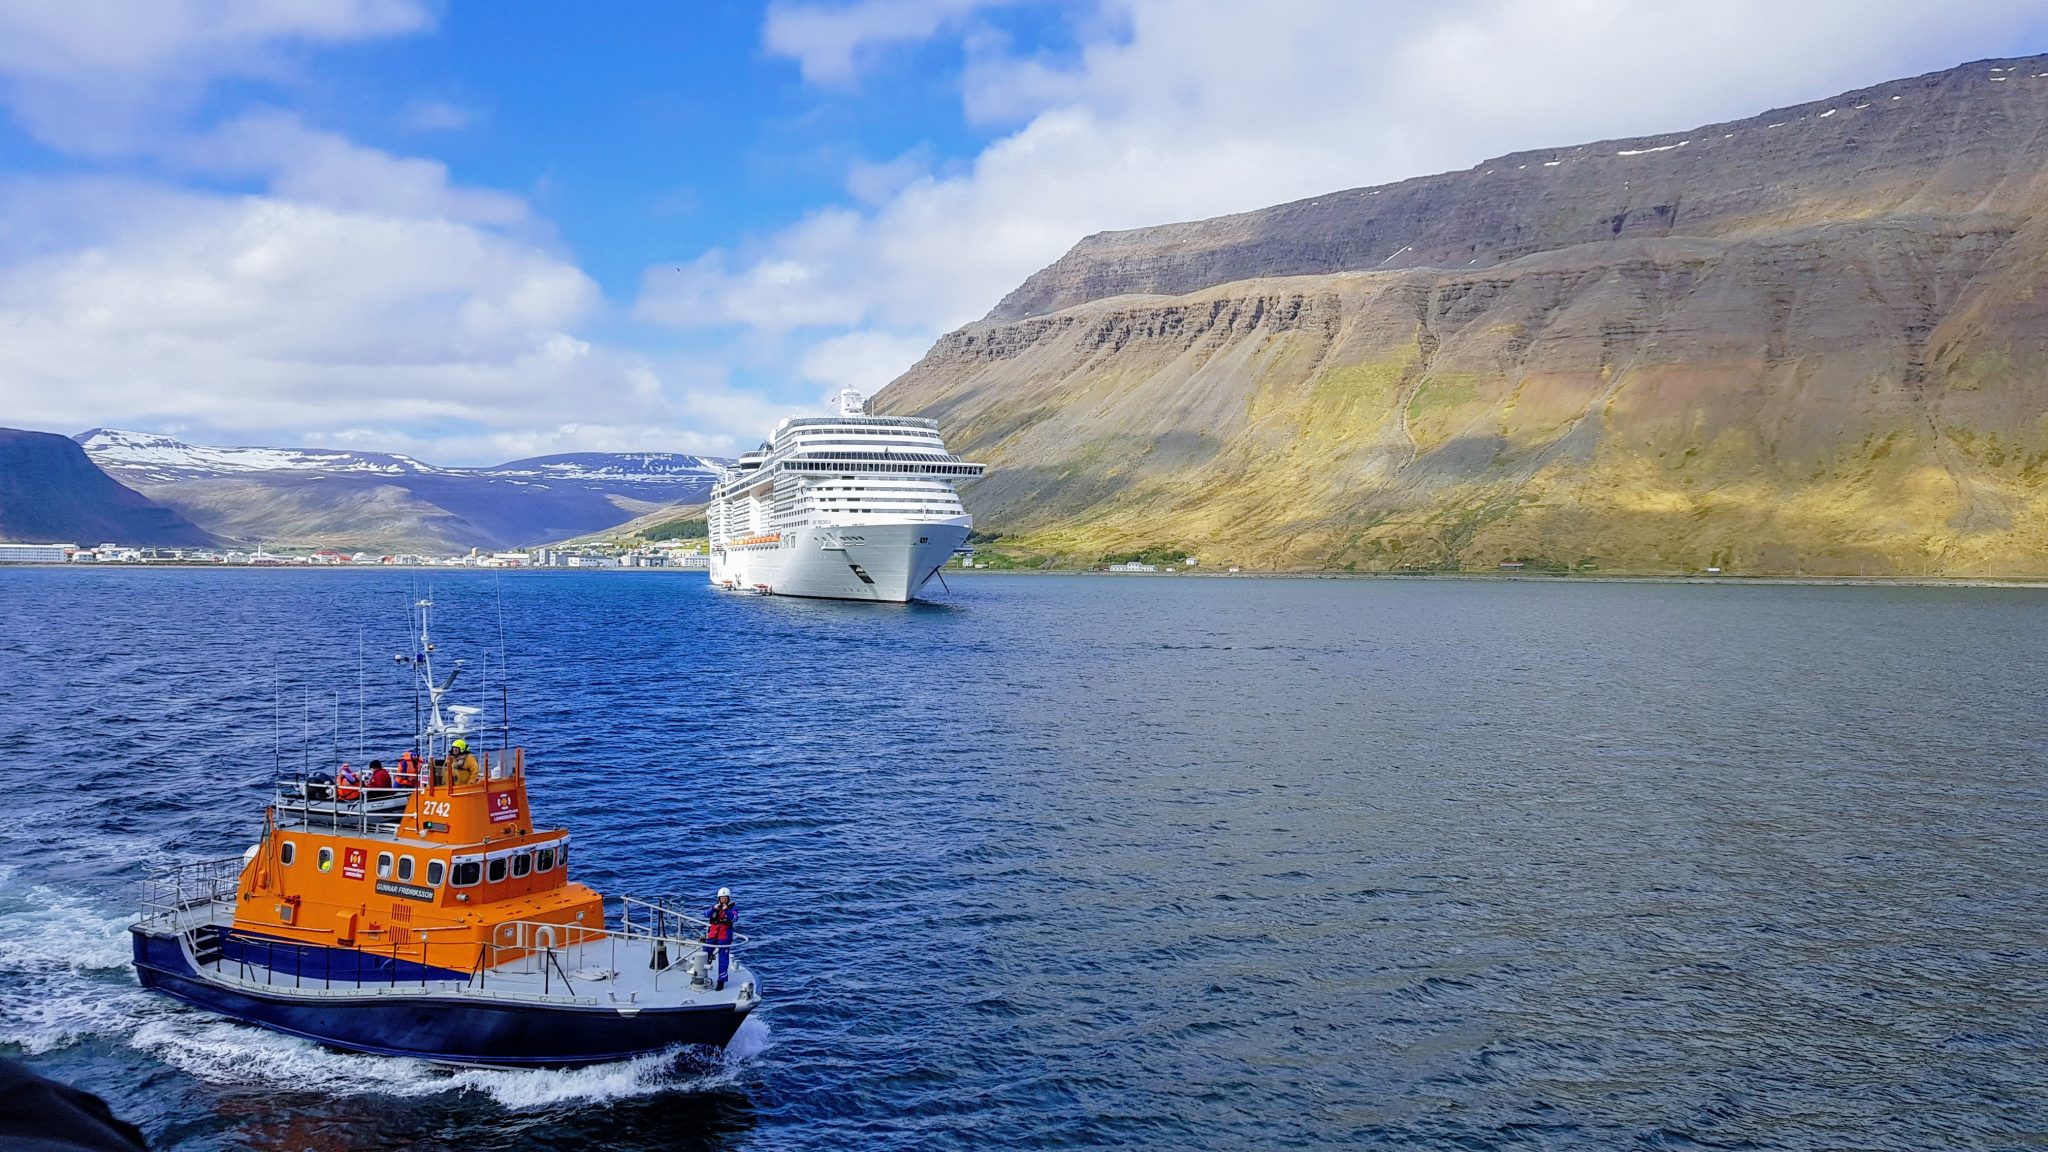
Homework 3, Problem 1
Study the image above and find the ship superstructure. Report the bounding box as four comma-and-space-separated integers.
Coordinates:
708, 388, 984, 601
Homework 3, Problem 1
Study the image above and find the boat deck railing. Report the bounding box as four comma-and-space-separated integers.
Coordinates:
165, 894, 752, 1006
270, 748, 523, 835
466, 896, 754, 998
139, 856, 244, 930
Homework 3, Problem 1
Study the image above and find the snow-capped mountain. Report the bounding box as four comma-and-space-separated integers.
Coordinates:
487, 452, 727, 484
73, 429, 728, 553
77, 429, 441, 482
78, 430, 724, 486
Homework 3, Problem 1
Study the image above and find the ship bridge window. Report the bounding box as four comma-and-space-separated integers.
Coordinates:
487, 857, 507, 883
317, 847, 334, 873
376, 852, 393, 879
511, 852, 532, 879
426, 860, 445, 887
451, 859, 481, 887
397, 855, 415, 882
279, 841, 296, 866
536, 847, 556, 872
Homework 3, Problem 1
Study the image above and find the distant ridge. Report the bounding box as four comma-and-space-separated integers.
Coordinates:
0, 429, 216, 547
987, 54, 2048, 321
75, 429, 728, 554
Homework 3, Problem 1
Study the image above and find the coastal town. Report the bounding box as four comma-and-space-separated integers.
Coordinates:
0, 539, 712, 568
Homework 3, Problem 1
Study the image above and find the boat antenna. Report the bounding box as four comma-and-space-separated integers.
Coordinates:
402, 582, 422, 758
356, 625, 365, 766
495, 571, 511, 755
396, 591, 462, 765
479, 634, 488, 738
272, 678, 281, 775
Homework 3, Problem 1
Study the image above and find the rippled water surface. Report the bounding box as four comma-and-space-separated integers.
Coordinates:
1, 569, 2045, 1150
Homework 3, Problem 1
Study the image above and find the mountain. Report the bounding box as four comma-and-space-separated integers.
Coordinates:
0, 429, 217, 547
879, 56, 2048, 576
76, 429, 726, 554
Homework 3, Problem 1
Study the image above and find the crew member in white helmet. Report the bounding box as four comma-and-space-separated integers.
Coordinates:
703, 887, 738, 991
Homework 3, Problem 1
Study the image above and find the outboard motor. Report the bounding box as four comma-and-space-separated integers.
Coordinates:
306, 772, 334, 802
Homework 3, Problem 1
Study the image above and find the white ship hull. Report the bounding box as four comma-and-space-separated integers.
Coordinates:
711, 519, 968, 603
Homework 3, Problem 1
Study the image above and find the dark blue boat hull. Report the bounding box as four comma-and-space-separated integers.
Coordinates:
132, 928, 750, 1068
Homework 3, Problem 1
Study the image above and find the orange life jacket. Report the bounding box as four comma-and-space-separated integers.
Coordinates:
392, 754, 419, 789
335, 766, 362, 802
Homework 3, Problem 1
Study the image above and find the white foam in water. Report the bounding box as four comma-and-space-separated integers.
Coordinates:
0, 869, 773, 1109
0, 872, 155, 1054
131, 1012, 773, 1110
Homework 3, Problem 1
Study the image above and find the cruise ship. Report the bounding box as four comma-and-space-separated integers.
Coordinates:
707, 388, 984, 602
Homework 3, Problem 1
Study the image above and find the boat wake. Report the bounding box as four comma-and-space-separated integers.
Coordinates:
0, 870, 151, 1056
0, 871, 771, 1110
130, 1015, 771, 1109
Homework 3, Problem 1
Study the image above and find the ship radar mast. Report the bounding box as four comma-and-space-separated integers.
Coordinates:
835, 387, 869, 417
395, 596, 477, 762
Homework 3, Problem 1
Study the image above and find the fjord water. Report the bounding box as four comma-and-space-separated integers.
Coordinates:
1, 570, 2043, 1150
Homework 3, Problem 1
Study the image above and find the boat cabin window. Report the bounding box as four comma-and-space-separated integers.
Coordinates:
376, 852, 393, 879
279, 841, 296, 866
317, 847, 334, 873
426, 860, 445, 887
451, 860, 481, 887
487, 857, 507, 883
511, 852, 531, 879
536, 847, 555, 872
397, 856, 415, 882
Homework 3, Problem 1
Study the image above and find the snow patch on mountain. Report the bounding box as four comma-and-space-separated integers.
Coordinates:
77, 429, 438, 482
76, 430, 725, 485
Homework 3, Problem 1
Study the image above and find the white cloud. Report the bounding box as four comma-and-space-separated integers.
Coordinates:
659, 0, 2046, 397
0, 0, 433, 152
635, 208, 873, 331
0, 185, 612, 441
0, 0, 771, 462
178, 111, 527, 225
764, 0, 1008, 86
395, 97, 474, 133
798, 329, 940, 394
0, 179, 782, 460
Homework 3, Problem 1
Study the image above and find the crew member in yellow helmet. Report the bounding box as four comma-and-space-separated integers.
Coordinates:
449, 738, 481, 785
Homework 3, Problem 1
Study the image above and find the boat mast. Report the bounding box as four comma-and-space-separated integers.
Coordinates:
397, 595, 464, 763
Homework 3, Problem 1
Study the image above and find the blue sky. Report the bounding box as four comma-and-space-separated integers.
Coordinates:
1, 1, 2044, 464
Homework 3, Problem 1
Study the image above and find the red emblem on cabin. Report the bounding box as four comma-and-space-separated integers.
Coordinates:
342, 847, 366, 880
490, 791, 518, 824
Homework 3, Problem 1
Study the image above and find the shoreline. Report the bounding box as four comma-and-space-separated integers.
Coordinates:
947, 568, 2048, 589
6, 563, 2047, 589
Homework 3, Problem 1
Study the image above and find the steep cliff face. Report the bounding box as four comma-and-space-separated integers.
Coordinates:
989, 57, 2048, 322
0, 429, 216, 548
881, 57, 2048, 575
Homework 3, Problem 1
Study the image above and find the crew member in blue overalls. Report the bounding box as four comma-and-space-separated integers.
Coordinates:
703, 887, 738, 991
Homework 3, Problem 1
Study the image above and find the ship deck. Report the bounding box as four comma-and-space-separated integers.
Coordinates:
139, 894, 757, 1014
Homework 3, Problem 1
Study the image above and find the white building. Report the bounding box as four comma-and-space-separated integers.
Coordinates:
0, 542, 75, 564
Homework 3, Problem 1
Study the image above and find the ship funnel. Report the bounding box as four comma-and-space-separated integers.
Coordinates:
835, 387, 869, 417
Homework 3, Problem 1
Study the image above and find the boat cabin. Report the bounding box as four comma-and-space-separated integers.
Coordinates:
241, 747, 602, 979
